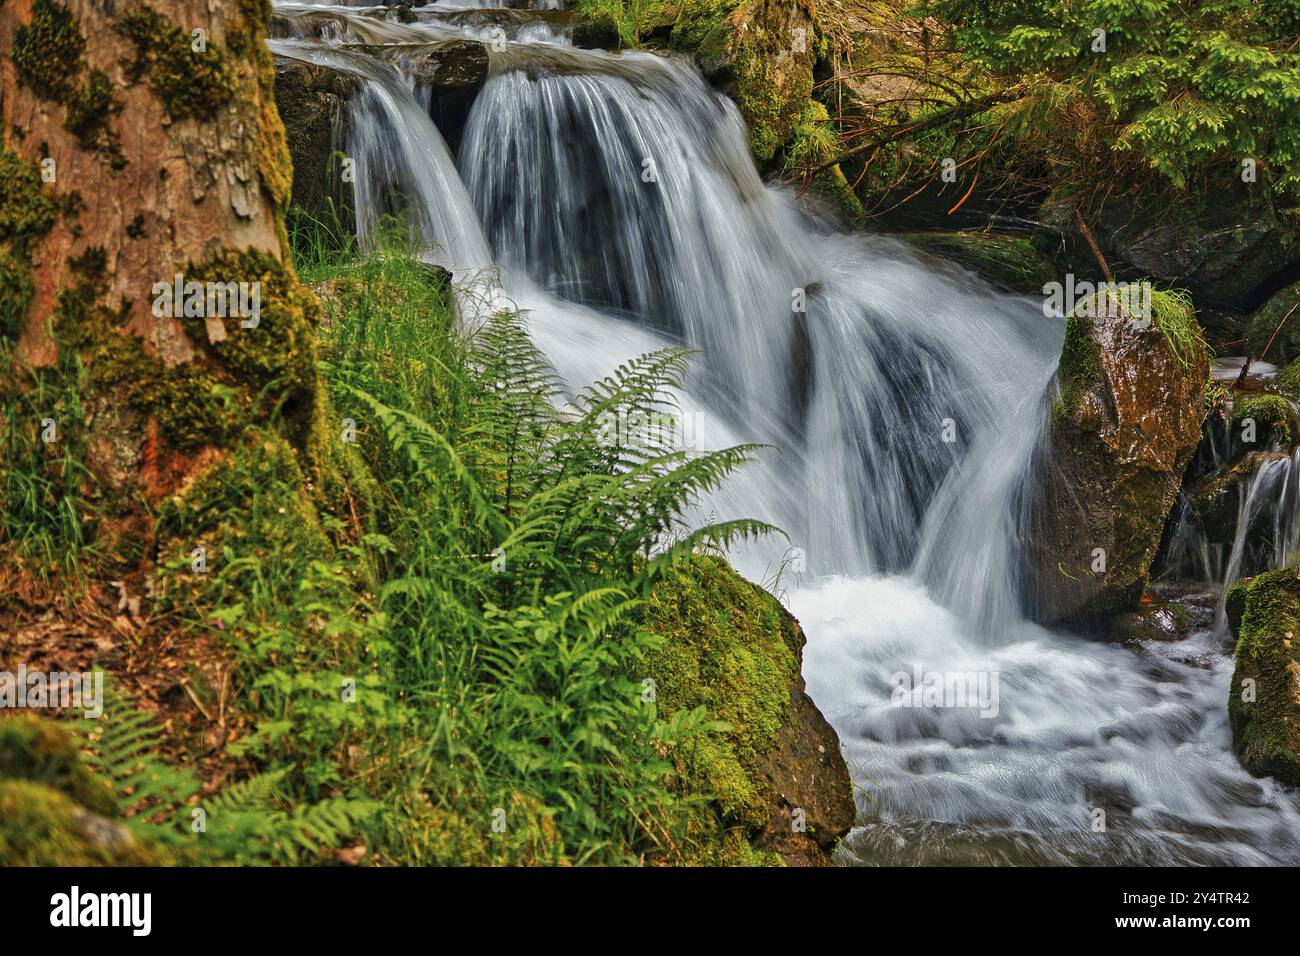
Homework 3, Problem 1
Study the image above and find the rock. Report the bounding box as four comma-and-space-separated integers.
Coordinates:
273, 55, 358, 241
1226, 566, 1300, 784
1106, 600, 1190, 643
1229, 393, 1295, 453
642, 555, 855, 865
1023, 292, 1210, 628
0, 779, 173, 866
669, 0, 817, 164
1039, 188, 1299, 313
0, 714, 118, 815
1243, 281, 1300, 364
899, 231, 1057, 295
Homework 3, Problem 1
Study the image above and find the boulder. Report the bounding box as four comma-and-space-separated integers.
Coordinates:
1039, 187, 1299, 314
1023, 292, 1210, 627
643, 555, 855, 865
1226, 566, 1300, 784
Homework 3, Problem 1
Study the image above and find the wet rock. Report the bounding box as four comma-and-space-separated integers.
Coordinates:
1226, 566, 1300, 784
1038, 187, 1299, 314
273, 56, 358, 241
356, 41, 489, 152
1107, 600, 1190, 643
1024, 293, 1210, 628
900, 231, 1057, 296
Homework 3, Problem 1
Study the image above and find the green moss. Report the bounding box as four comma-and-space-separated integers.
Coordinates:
642, 555, 799, 859
64, 70, 126, 168
12, 0, 85, 101
0, 148, 60, 251
119, 6, 235, 121
184, 247, 322, 443
1231, 393, 1294, 448
1227, 567, 1300, 784
0, 246, 34, 340
0, 780, 175, 866
49, 266, 240, 454
1276, 358, 1300, 403
0, 715, 118, 815
903, 232, 1057, 295
1053, 311, 1103, 426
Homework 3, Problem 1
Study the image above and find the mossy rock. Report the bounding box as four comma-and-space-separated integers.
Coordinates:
0, 716, 119, 816
899, 231, 1057, 295
1230, 393, 1295, 451
0, 780, 175, 866
1243, 282, 1300, 364
668, 0, 816, 165
1226, 567, 1300, 784
642, 556, 853, 865
1276, 357, 1300, 403
1025, 292, 1210, 627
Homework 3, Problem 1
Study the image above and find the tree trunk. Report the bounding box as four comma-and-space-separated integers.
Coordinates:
0, 0, 320, 577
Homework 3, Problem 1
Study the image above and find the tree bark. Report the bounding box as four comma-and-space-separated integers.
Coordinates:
0, 0, 318, 563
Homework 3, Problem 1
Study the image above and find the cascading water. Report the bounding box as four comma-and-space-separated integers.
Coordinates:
274, 0, 1300, 863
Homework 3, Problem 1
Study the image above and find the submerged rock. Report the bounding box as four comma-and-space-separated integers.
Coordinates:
643, 556, 854, 865
1226, 567, 1300, 784
1024, 292, 1210, 628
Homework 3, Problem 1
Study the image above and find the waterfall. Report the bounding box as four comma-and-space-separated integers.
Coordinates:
275, 0, 1300, 864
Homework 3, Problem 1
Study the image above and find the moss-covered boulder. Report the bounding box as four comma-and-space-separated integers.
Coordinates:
0, 715, 118, 815
668, 0, 817, 165
1229, 393, 1295, 453
899, 231, 1057, 295
1226, 567, 1300, 784
643, 556, 854, 865
0, 716, 175, 866
1024, 292, 1210, 627
1243, 281, 1300, 364
0, 780, 176, 866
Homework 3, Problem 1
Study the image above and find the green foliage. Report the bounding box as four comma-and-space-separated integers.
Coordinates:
916, 0, 1300, 199
164, 235, 778, 864
72, 685, 375, 865
573, 0, 671, 48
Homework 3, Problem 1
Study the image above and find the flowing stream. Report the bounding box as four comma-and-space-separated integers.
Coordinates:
271, 1, 1300, 864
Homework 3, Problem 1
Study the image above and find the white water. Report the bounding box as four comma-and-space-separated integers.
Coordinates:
276, 1, 1300, 864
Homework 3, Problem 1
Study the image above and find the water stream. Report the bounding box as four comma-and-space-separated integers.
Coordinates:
271, 1, 1300, 864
